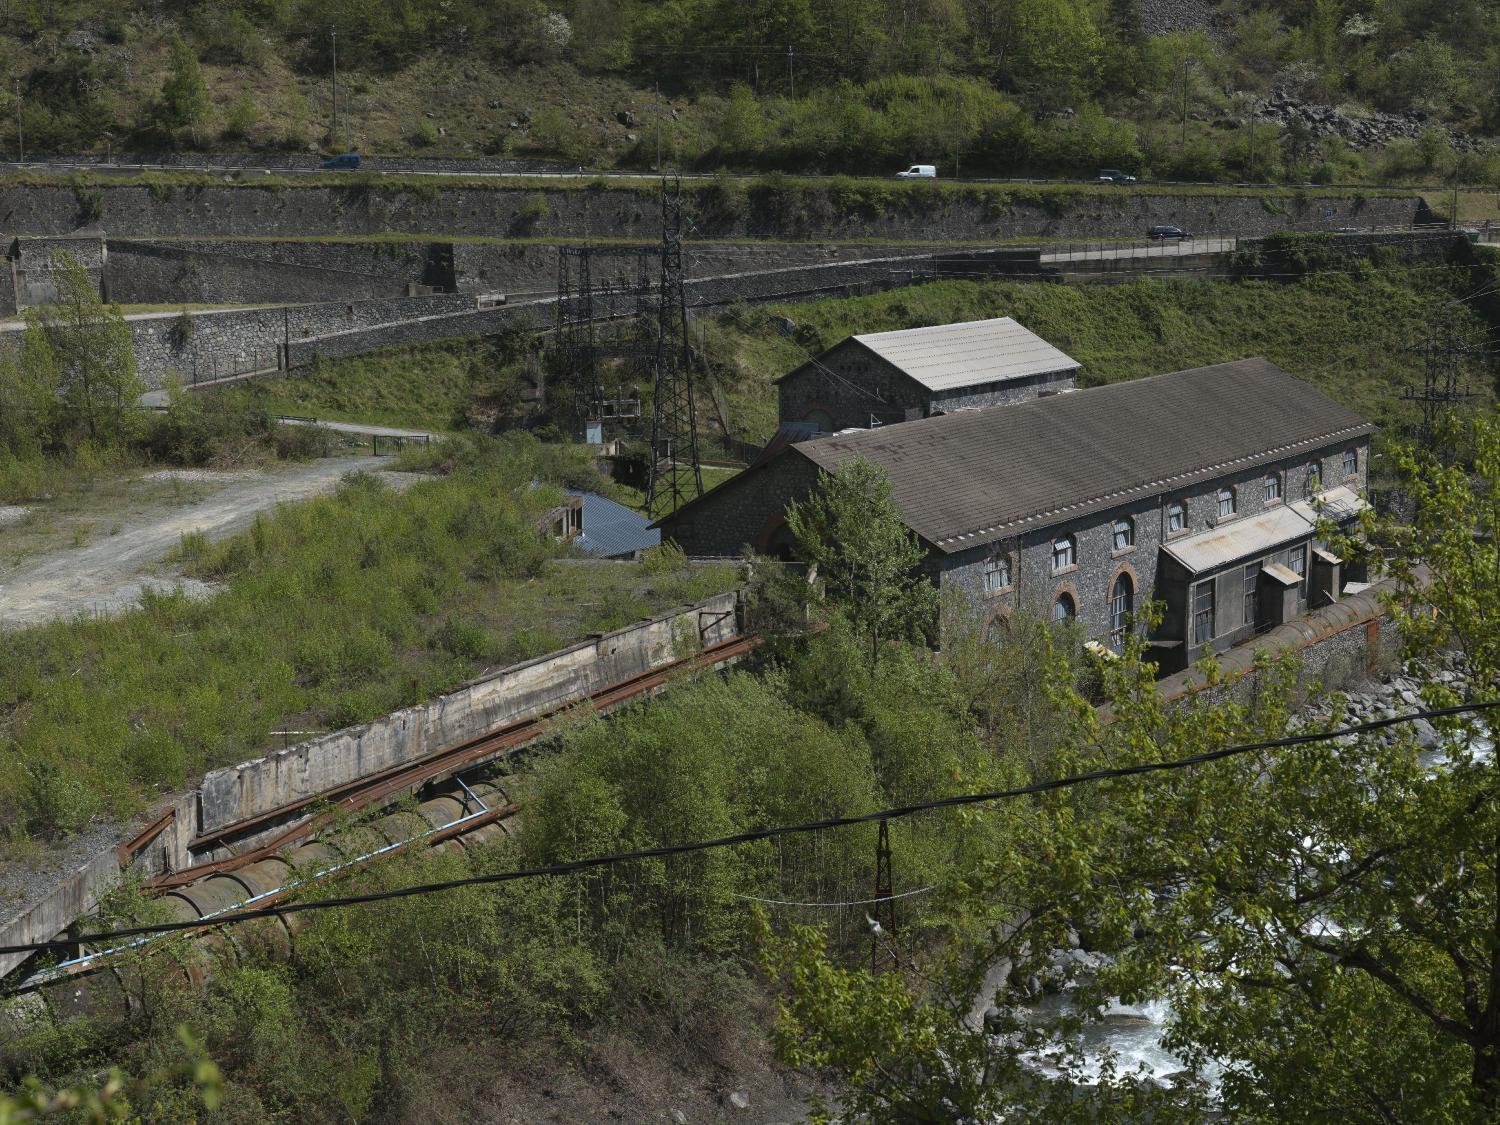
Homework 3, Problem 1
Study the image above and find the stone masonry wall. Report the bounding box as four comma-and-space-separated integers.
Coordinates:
941, 442, 1371, 649
105, 239, 450, 305
0, 182, 1424, 241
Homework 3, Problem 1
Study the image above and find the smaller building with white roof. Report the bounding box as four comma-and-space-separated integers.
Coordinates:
776, 316, 1080, 435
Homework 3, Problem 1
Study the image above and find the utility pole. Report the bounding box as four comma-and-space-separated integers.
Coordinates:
1248, 109, 1256, 182
871, 820, 896, 973
787, 45, 795, 99
654, 81, 662, 171
1180, 58, 1190, 149
330, 29, 338, 144
13, 78, 21, 163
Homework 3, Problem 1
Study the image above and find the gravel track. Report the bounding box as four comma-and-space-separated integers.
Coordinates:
0, 457, 420, 630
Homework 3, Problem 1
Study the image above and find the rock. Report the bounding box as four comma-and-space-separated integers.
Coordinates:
671, 1111, 688, 1125
774, 316, 797, 335
424, 111, 435, 119
437, 126, 446, 136
616, 109, 636, 127
982, 1006, 1005, 1032
487, 99, 502, 110
626, 133, 638, 142
728, 1091, 750, 1110
1412, 719, 1441, 749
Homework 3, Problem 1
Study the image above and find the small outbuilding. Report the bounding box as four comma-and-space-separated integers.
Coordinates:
776, 316, 1080, 434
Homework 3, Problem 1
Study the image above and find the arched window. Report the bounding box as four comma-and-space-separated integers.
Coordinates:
1052, 592, 1076, 621
1343, 448, 1358, 477
1112, 517, 1134, 551
1109, 573, 1134, 653
1216, 487, 1236, 520
1264, 470, 1281, 503
1051, 535, 1076, 572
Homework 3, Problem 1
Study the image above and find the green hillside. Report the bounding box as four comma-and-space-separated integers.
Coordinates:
4, 1, 1498, 184
706, 266, 1495, 446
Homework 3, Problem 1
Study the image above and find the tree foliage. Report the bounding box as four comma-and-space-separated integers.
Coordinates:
786, 455, 937, 662
13, 252, 142, 452
767, 409, 1500, 1122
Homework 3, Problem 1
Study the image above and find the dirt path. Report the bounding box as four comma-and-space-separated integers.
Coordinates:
0, 457, 420, 630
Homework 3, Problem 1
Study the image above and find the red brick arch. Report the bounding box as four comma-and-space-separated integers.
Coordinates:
1050, 580, 1081, 621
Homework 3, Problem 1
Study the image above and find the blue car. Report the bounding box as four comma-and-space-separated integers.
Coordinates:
321, 152, 362, 170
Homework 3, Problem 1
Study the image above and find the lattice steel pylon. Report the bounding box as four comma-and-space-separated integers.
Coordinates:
554, 244, 655, 426
1404, 317, 1484, 458
644, 175, 704, 520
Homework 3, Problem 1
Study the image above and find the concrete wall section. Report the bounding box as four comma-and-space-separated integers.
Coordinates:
0, 590, 743, 978
196, 590, 742, 835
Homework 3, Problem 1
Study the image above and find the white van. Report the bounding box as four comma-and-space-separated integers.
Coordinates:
896, 164, 937, 179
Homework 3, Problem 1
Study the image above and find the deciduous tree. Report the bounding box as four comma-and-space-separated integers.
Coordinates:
786, 455, 937, 664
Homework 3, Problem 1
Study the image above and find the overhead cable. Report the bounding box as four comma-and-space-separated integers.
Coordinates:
1, 699, 1495, 958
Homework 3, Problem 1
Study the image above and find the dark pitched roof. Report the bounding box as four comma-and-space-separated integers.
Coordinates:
793, 358, 1375, 554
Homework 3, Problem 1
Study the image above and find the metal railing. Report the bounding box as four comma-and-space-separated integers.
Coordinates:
185, 348, 283, 387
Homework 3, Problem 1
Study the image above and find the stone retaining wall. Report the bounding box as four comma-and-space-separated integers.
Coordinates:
0, 181, 1423, 241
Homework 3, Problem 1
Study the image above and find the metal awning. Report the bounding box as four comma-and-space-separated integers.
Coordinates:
1262, 562, 1301, 587
1163, 487, 1367, 575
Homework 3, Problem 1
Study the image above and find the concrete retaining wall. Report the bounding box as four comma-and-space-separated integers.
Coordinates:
0, 589, 743, 978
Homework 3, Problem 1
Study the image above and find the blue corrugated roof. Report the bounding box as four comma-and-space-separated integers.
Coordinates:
566, 489, 660, 558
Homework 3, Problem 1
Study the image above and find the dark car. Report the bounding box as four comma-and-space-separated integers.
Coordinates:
1097, 168, 1137, 184
1148, 224, 1192, 240
321, 152, 362, 170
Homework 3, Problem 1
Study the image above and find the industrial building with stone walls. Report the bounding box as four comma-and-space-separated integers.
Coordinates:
662, 357, 1375, 673
776, 317, 1080, 434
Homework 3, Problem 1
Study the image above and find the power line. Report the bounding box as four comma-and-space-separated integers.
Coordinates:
3, 699, 1496, 961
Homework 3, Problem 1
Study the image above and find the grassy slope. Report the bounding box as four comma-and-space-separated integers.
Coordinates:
226, 342, 484, 430
709, 270, 1492, 446
0, 439, 734, 845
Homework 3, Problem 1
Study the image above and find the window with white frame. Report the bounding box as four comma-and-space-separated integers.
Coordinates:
1265, 470, 1281, 503
1216, 487, 1236, 520
1343, 447, 1358, 477
983, 554, 1011, 594
1109, 574, 1133, 653
1112, 517, 1134, 551
1052, 535, 1075, 572
1167, 500, 1186, 534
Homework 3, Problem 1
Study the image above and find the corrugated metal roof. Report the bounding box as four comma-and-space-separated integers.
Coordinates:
850, 317, 1080, 392
795, 360, 1376, 554
1162, 486, 1367, 573
567, 490, 661, 558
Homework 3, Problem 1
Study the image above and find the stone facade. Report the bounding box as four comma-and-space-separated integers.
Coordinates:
663, 435, 1372, 672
